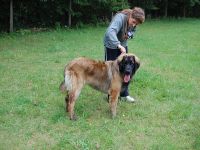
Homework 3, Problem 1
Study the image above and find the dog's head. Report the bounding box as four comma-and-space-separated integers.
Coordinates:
117, 53, 140, 83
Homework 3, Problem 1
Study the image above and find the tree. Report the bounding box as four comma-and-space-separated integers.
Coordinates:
110, 0, 129, 18
164, 0, 168, 17
10, 0, 13, 32
68, 0, 72, 27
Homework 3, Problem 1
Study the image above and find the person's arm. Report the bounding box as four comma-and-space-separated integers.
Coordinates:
117, 44, 126, 54
105, 14, 126, 53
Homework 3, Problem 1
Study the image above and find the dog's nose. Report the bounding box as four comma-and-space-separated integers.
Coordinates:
125, 70, 131, 75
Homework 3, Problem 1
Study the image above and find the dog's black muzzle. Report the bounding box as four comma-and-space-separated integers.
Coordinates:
124, 65, 132, 75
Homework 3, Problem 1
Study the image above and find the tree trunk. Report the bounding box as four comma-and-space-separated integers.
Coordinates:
68, 0, 72, 27
10, 0, 13, 32
164, 0, 168, 18
183, 5, 186, 17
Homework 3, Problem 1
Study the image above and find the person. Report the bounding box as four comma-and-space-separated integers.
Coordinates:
103, 7, 145, 102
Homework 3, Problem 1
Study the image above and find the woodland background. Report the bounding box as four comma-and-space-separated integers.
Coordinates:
1, 0, 200, 32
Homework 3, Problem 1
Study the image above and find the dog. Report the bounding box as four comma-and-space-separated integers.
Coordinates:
60, 53, 140, 120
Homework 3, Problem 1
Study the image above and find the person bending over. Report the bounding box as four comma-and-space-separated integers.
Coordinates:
103, 7, 145, 102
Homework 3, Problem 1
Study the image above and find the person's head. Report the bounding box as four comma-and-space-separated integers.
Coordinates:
121, 7, 145, 28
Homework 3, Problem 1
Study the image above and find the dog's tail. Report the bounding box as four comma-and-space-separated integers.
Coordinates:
59, 80, 66, 93
59, 70, 73, 93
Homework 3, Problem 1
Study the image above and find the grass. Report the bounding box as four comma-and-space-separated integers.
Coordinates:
0, 19, 200, 149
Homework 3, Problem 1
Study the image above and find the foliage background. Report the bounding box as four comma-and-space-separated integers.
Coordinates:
0, 0, 200, 32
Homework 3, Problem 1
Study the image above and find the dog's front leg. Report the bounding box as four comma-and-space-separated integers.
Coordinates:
109, 89, 120, 118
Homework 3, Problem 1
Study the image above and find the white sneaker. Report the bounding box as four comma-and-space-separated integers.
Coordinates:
126, 96, 135, 102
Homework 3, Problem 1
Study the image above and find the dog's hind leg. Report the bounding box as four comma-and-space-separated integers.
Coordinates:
65, 93, 69, 112
67, 84, 83, 120
67, 92, 76, 120
67, 91, 77, 120
107, 94, 110, 103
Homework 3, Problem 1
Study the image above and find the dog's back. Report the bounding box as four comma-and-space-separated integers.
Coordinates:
60, 57, 117, 94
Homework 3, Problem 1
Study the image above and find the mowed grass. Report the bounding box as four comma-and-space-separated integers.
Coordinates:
0, 19, 200, 149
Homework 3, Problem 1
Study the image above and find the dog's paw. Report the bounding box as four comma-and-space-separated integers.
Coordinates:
70, 114, 77, 121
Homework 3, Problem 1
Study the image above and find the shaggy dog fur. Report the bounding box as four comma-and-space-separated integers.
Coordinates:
60, 53, 140, 120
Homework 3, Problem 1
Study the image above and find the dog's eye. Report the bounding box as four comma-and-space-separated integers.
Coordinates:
124, 61, 128, 65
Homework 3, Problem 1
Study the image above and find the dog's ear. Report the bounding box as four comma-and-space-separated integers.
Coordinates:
117, 56, 124, 73
133, 55, 140, 70
117, 53, 125, 66
129, 55, 140, 76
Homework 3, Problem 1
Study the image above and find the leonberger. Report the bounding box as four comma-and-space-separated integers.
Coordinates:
60, 53, 140, 120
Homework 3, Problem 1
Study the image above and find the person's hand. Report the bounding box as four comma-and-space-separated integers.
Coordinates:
117, 44, 126, 54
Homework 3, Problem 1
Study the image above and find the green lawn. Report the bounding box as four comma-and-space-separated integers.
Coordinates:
0, 19, 200, 150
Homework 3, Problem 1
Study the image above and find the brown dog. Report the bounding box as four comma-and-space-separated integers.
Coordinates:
60, 53, 140, 120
